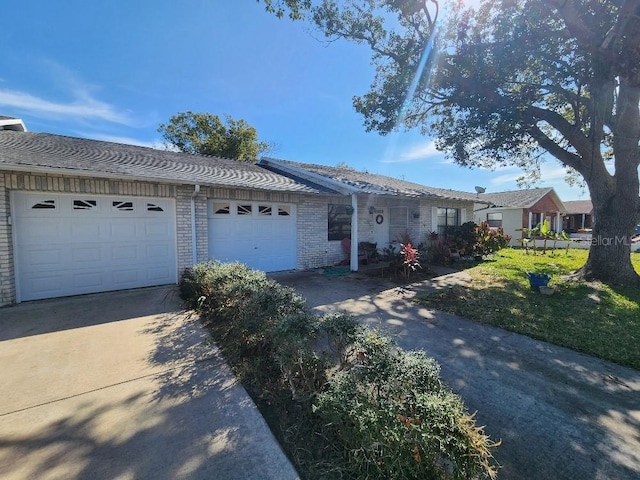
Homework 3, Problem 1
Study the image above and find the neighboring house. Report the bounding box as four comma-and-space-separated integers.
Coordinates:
562, 200, 594, 233
0, 123, 478, 306
473, 187, 566, 246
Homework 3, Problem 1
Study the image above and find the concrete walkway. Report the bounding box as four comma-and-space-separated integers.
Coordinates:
274, 268, 640, 480
0, 286, 298, 480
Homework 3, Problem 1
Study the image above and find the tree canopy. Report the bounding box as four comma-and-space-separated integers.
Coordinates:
158, 111, 272, 162
262, 0, 640, 284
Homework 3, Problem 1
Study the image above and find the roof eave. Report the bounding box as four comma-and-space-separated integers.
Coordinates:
260, 157, 358, 195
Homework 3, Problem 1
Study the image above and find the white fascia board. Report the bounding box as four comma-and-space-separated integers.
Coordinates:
0, 118, 27, 132
260, 157, 358, 195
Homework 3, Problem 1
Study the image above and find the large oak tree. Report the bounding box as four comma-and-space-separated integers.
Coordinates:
158, 111, 272, 162
262, 0, 640, 285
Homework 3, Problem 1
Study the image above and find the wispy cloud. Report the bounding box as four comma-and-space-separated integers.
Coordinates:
490, 164, 569, 186
383, 140, 441, 163
0, 88, 133, 125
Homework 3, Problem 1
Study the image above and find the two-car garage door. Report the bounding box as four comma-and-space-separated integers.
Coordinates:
13, 192, 177, 302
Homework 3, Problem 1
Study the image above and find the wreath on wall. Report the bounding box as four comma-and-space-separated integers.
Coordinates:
376, 214, 384, 224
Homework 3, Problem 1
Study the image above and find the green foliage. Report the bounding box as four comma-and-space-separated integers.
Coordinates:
444, 222, 511, 258
158, 111, 272, 161
314, 329, 499, 480
261, 0, 640, 284
182, 261, 500, 478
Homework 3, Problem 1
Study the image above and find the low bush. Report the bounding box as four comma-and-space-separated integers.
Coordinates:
181, 261, 499, 479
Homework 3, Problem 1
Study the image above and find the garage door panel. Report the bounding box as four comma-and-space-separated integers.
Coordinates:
14, 192, 177, 302
72, 247, 103, 263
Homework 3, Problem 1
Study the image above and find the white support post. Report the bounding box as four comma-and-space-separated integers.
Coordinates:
556, 212, 561, 233
350, 194, 359, 272
528, 211, 533, 230
581, 213, 586, 229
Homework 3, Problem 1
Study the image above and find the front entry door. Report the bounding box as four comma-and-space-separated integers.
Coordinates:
372, 207, 389, 253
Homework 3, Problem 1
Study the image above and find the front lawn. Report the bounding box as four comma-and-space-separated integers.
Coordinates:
417, 248, 640, 370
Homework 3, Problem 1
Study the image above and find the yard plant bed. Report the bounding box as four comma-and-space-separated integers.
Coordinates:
181, 261, 499, 480
417, 249, 640, 370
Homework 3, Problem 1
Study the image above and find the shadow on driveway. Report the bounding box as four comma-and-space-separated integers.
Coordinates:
275, 269, 640, 480
0, 286, 298, 480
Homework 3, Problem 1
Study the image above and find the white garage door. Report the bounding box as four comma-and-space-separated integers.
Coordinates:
208, 200, 297, 272
13, 192, 177, 302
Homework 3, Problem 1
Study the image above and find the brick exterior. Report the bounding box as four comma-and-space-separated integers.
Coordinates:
0, 170, 475, 306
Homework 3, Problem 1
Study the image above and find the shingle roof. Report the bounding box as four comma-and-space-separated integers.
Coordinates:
0, 131, 328, 194
261, 157, 479, 202
563, 200, 593, 215
477, 188, 556, 208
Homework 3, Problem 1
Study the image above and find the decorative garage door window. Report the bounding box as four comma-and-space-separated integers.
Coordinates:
213, 202, 230, 215
113, 201, 134, 211
278, 206, 291, 216
32, 199, 56, 209
259, 205, 272, 215
147, 203, 164, 212
237, 204, 252, 215
73, 199, 97, 210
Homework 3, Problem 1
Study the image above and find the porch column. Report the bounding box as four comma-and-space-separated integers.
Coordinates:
350, 194, 359, 271
581, 214, 586, 229
556, 213, 561, 232
528, 211, 533, 230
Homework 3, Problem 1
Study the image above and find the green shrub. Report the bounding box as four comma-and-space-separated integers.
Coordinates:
181, 262, 499, 479
314, 329, 499, 480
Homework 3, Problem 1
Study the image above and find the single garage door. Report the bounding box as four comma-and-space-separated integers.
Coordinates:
208, 200, 297, 272
13, 192, 177, 302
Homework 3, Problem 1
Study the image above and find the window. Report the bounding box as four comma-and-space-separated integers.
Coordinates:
530, 212, 542, 228
487, 212, 503, 228
113, 201, 134, 211
73, 199, 97, 210
32, 200, 56, 209
437, 207, 459, 236
328, 204, 352, 241
237, 204, 252, 215
213, 202, 230, 215
258, 205, 272, 216
389, 207, 408, 241
278, 205, 291, 216
147, 203, 164, 212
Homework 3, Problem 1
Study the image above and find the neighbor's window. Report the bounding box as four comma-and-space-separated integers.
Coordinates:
328, 204, 352, 241
437, 207, 459, 236
487, 212, 503, 228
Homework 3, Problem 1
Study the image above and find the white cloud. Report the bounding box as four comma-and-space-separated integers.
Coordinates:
0, 88, 133, 125
87, 133, 165, 150
382, 140, 441, 163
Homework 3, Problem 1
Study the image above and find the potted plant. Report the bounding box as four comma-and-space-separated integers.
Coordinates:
526, 272, 551, 289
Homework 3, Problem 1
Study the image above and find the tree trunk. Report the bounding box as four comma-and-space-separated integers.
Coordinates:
577, 174, 640, 285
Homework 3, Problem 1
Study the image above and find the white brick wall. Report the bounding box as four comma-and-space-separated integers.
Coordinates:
0, 171, 476, 305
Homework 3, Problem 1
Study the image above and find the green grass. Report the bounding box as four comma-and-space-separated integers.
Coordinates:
417, 248, 640, 370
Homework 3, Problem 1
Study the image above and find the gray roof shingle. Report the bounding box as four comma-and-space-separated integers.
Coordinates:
563, 200, 593, 215
0, 131, 328, 194
261, 157, 479, 202
477, 188, 556, 208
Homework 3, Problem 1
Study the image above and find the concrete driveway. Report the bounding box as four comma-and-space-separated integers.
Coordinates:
0, 286, 298, 480
274, 269, 640, 480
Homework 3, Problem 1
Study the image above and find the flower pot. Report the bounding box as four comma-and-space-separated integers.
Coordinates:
527, 272, 551, 289
539, 286, 555, 295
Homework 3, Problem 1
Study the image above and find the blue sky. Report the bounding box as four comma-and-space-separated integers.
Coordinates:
1, 1, 590, 200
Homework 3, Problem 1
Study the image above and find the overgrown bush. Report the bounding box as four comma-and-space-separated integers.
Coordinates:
315, 329, 499, 480
181, 261, 499, 479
